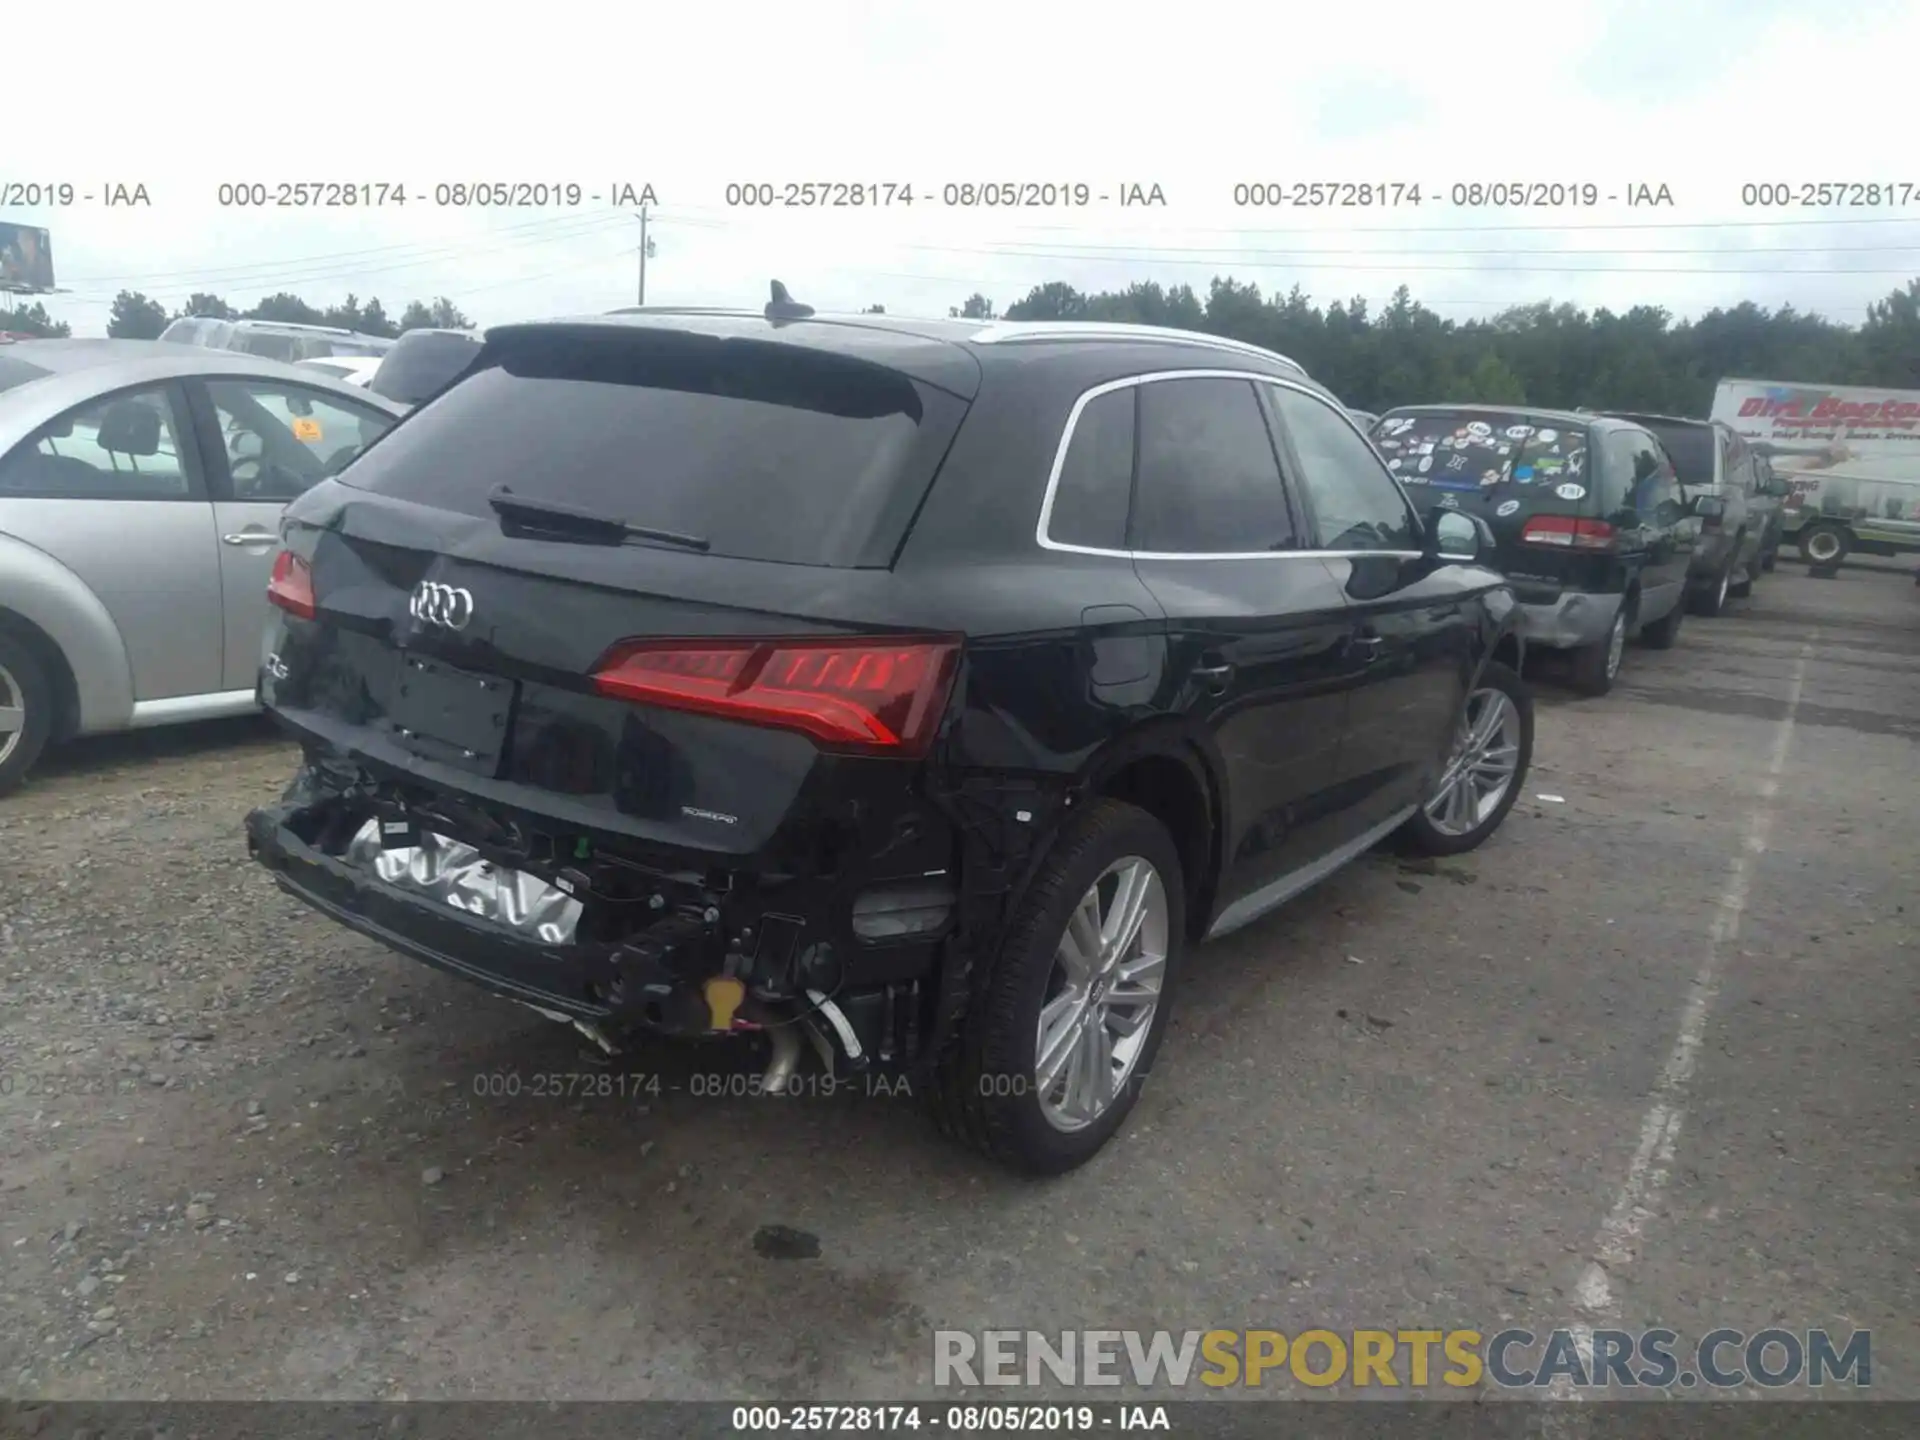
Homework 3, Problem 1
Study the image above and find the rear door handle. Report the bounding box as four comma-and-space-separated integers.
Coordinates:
222, 529, 275, 546
1351, 634, 1385, 662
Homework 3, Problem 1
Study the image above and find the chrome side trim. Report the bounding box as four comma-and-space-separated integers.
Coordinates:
970, 321, 1306, 376
1203, 805, 1417, 941
126, 689, 262, 728
1035, 369, 1423, 562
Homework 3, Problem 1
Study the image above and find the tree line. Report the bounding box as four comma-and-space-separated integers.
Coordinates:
945, 276, 1920, 414
8, 274, 1917, 416
2, 289, 473, 341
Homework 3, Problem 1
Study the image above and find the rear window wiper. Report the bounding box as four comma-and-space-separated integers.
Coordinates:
487, 486, 710, 552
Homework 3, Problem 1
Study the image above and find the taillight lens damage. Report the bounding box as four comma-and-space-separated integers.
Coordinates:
267, 550, 317, 619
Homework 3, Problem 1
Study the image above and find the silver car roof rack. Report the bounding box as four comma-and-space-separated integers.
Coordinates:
968, 321, 1307, 375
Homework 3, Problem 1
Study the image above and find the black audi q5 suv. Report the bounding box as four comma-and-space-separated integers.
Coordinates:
246, 292, 1532, 1174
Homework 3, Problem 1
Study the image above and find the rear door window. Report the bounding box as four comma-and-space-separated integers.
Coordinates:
338, 331, 970, 569
1130, 377, 1294, 553
1046, 386, 1135, 551
0, 384, 196, 500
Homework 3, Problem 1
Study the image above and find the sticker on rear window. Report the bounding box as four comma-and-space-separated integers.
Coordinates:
1513, 465, 1535, 482
1418, 455, 1433, 472
1505, 424, 1533, 440
1480, 469, 1502, 487
292, 417, 322, 442
1555, 482, 1586, 500
1537, 428, 1559, 443
1467, 421, 1492, 438
1496, 499, 1521, 516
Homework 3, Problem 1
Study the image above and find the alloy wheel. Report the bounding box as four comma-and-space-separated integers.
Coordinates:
1035, 856, 1169, 1133
0, 662, 25, 768
1807, 531, 1841, 563
1425, 687, 1523, 838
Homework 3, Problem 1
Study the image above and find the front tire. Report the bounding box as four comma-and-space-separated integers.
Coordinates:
927, 799, 1185, 1176
0, 632, 54, 798
1399, 661, 1533, 857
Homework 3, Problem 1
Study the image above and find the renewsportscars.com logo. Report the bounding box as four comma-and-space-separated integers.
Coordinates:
934, 1327, 1871, 1391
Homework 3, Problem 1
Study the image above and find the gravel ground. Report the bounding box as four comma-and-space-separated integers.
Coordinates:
1, 563, 1914, 1403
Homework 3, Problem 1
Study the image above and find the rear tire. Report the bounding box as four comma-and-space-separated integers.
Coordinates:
926, 799, 1185, 1176
1761, 547, 1778, 573
1638, 594, 1685, 650
0, 631, 54, 798
1568, 607, 1628, 696
1799, 523, 1851, 567
1398, 661, 1533, 857
1690, 556, 1734, 617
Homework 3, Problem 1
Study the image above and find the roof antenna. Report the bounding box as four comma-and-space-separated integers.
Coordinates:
766, 280, 815, 325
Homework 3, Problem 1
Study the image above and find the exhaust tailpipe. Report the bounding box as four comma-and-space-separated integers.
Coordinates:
761, 1017, 804, 1095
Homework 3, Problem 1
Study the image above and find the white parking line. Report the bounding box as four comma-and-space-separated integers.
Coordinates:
1551, 636, 1814, 1405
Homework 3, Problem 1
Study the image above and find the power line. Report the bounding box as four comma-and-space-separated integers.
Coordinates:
654, 201, 1920, 235
61, 208, 622, 288
57, 215, 634, 301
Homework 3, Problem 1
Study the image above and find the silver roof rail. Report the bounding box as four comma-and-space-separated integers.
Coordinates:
969, 321, 1307, 375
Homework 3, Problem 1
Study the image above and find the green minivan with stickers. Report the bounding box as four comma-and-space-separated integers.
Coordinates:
1370, 405, 1706, 695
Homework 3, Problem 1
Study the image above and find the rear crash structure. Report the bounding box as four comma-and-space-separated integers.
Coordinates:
246, 748, 1060, 1097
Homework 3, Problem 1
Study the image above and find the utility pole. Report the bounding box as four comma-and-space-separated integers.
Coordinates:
635, 207, 655, 306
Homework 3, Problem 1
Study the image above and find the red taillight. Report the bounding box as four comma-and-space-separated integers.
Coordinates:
591, 636, 962, 756
267, 550, 316, 619
1520, 515, 1617, 551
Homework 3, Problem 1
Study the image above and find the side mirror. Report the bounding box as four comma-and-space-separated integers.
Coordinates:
1433, 509, 1485, 562
1689, 493, 1726, 525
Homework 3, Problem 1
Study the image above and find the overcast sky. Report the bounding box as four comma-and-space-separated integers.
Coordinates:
11, 0, 1920, 334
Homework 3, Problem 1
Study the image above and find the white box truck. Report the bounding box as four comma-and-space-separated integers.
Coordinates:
1710, 377, 1920, 567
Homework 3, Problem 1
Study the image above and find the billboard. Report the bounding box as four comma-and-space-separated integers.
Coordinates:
1709, 377, 1920, 548
0, 223, 56, 293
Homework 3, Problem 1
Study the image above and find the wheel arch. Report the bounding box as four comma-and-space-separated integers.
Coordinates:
1080, 723, 1223, 943
0, 536, 137, 739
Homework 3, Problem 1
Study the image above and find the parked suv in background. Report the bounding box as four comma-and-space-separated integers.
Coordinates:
1370, 406, 1700, 696
245, 299, 1532, 1175
160, 318, 395, 364
1608, 413, 1764, 615
366, 328, 486, 410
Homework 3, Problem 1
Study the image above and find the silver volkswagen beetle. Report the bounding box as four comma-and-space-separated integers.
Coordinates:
0, 339, 408, 793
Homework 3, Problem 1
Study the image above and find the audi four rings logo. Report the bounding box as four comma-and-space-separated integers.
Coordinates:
409, 582, 474, 630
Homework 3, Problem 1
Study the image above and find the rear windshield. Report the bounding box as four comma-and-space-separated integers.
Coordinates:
1370, 409, 1593, 516
1635, 421, 1715, 486
369, 332, 483, 405
338, 330, 970, 568
0, 355, 50, 393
